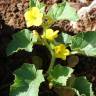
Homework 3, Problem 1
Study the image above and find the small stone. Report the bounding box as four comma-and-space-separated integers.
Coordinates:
67, 55, 79, 68
8, 18, 14, 26
17, 3, 23, 11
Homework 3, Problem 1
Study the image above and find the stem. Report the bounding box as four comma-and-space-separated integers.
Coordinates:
47, 49, 55, 73
40, 27, 55, 75
43, 40, 55, 74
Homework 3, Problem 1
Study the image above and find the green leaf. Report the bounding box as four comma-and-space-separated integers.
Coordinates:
29, 0, 45, 13
29, 0, 37, 7
7, 29, 33, 55
48, 65, 73, 86
47, 2, 78, 21
72, 77, 94, 96
61, 2, 79, 21
71, 32, 96, 56
36, 1, 45, 13
10, 63, 45, 96
56, 32, 72, 45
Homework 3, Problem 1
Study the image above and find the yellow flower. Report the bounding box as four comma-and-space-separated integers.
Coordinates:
42, 29, 59, 41
54, 44, 70, 60
24, 7, 43, 27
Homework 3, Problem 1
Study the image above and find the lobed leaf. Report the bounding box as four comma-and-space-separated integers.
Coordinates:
6, 29, 38, 56
48, 65, 73, 86
71, 32, 96, 56
10, 63, 45, 96
47, 2, 79, 21
72, 77, 94, 96
56, 32, 72, 45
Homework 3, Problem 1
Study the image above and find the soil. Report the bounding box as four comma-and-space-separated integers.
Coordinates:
0, 0, 96, 96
